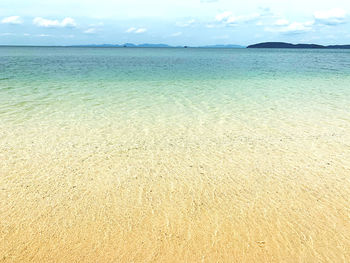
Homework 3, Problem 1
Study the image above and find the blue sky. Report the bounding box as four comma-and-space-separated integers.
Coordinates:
1, 0, 350, 46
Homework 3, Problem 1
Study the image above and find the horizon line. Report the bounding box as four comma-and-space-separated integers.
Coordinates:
1, 42, 350, 48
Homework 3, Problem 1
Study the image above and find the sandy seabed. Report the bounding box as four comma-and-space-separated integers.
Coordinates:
1, 114, 350, 263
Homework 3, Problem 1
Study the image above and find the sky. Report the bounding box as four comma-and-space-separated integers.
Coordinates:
1, 0, 350, 46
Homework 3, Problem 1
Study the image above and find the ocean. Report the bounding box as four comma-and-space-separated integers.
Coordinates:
1, 47, 350, 262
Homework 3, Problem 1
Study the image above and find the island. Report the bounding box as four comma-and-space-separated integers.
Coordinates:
247, 42, 350, 49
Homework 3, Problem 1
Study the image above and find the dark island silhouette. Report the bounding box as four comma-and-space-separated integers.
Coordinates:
247, 42, 350, 49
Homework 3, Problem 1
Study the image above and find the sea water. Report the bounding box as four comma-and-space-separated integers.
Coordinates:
1, 47, 350, 262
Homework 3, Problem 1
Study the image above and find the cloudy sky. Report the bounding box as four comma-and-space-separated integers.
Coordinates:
1, 0, 350, 46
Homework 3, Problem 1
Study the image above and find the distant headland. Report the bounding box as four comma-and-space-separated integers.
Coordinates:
247, 42, 350, 49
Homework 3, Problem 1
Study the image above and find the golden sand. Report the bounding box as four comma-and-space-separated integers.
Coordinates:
1, 114, 350, 262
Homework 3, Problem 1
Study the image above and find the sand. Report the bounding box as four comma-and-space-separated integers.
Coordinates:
1, 113, 350, 262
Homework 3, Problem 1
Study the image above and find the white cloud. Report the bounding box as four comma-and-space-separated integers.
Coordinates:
84, 28, 97, 34
266, 21, 314, 34
314, 8, 347, 25
215, 11, 260, 26
216, 11, 232, 22
135, 28, 147, 33
61, 17, 77, 27
170, 32, 182, 37
284, 22, 313, 32
176, 19, 195, 27
1, 16, 22, 25
126, 27, 147, 33
33, 17, 77, 28
303, 21, 315, 26
238, 13, 261, 22
215, 8, 275, 28
126, 27, 136, 33
33, 17, 60, 27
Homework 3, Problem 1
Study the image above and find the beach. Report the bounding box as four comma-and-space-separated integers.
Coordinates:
1, 47, 350, 262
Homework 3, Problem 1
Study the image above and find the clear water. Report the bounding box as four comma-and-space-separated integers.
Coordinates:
1, 47, 350, 262
1, 47, 350, 125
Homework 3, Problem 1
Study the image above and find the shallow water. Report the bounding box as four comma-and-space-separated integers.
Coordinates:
1, 47, 350, 262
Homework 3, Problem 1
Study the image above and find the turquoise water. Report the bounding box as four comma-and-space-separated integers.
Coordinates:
1, 47, 350, 126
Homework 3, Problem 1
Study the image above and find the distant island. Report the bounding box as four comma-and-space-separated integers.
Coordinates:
70, 43, 173, 48
247, 42, 350, 49
70, 42, 350, 49
69, 43, 245, 48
